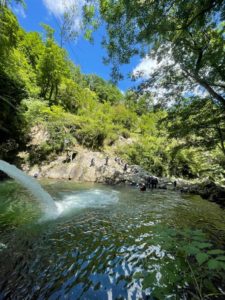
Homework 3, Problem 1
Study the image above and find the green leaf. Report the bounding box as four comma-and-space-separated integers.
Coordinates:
207, 249, 224, 255
182, 245, 200, 255
195, 242, 213, 249
142, 272, 156, 289
196, 253, 209, 265
152, 287, 171, 300
190, 230, 206, 240
217, 256, 225, 261
207, 259, 222, 270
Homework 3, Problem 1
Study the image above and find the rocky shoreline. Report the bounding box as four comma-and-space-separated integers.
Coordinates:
20, 149, 225, 208
179, 180, 225, 208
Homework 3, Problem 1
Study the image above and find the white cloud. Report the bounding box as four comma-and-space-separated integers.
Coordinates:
43, 0, 86, 17
132, 54, 176, 102
133, 51, 175, 80
42, 0, 86, 31
133, 56, 159, 79
133, 54, 209, 100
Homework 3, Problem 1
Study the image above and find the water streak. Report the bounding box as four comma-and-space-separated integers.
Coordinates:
0, 161, 119, 220
0, 160, 58, 218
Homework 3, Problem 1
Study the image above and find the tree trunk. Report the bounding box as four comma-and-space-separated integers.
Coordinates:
48, 84, 54, 102
197, 78, 225, 107
185, 69, 225, 107
217, 125, 225, 156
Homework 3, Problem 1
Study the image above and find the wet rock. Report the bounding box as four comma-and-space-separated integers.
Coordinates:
177, 179, 225, 208
158, 184, 167, 190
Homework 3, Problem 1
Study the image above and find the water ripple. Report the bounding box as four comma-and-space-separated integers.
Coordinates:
0, 182, 225, 299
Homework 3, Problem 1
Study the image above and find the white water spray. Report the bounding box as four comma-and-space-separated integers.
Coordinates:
56, 189, 119, 215
0, 160, 119, 221
0, 160, 58, 218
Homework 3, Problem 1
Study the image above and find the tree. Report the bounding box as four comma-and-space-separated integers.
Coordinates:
0, 7, 28, 160
124, 90, 155, 115
87, 0, 225, 107
0, 67, 28, 161
37, 25, 70, 102
57, 78, 97, 113
59, 4, 78, 47
166, 97, 225, 157
0, 6, 19, 58
85, 74, 123, 104
19, 31, 44, 69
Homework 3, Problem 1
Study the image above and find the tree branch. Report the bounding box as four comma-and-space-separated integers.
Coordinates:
180, 0, 223, 30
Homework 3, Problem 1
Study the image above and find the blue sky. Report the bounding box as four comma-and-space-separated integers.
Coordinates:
13, 0, 141, 92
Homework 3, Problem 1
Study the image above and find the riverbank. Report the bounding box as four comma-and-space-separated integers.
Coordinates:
178, 179, 225, 208
19, 147, 225, 208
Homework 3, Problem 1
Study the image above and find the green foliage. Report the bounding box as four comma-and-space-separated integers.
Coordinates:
22, 99, 77, 152
0, 6, 19, 59
117, 136, 169, 176
37, 34, 70, 102
116, 111, 169, 176
75, 119, 107, 149
0, 8, 28, 161
0, 5, 224, 182
58, 78, 97, 113
11, 48, 40, 96
85, 74, 123, 104
124, 90, 155, 116
73, 102, 133, 149
134, 227, 225, 299
59, 5, 79, 47
88, 0, 225, 108
21, 99, 125, 153
166, 98, 225, 156
19, 31, 44, 69
111, 104, 137, 130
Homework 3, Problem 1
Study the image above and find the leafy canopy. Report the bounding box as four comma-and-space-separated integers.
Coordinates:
86, 0, 225, 106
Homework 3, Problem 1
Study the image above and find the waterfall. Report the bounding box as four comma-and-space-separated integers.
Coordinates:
0, 160, 58, 218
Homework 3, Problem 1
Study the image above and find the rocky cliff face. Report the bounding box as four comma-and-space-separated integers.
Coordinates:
23, 147, 150, 185
179, 180, 225, 207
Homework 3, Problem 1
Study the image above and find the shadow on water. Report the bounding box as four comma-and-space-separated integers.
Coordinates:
0, 181, 225, 299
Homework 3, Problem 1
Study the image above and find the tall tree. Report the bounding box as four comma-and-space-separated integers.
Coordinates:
0, 5, 19, 58
166, 97, 225, 156
87, 0, 225, 107
0, 7, 28, 160
85, 74, 123, 104
37, 25, 70, 103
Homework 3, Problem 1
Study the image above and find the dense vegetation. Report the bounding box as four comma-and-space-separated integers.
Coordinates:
0, 1, 224, 183
0, 2, 225, 299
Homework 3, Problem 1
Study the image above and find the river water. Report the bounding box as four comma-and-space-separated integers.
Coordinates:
0, 180, 225, 299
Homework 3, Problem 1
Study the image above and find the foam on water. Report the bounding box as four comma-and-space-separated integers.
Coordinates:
0, 160, 119, 221
55, 189, 119, 215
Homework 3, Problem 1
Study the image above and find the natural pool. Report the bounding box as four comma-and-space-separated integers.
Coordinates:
0, 180, 225, 299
